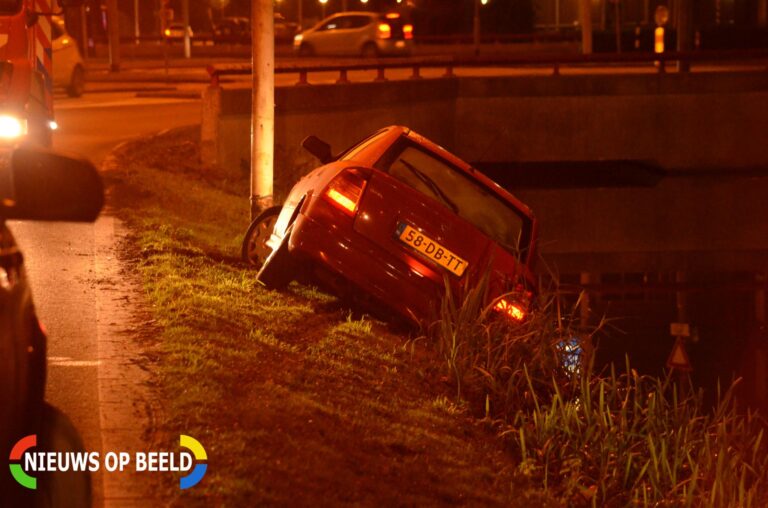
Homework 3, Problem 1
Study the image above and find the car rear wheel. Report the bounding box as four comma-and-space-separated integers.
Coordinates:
66, 65, 85, 98
256, 224, 296, 290
241, 206, 282, 268
361, 42, 379, 58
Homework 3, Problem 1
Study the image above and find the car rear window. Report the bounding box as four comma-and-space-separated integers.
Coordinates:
380, 142, 529, 257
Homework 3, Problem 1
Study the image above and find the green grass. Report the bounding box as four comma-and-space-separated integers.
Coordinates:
104, 127, 532, 506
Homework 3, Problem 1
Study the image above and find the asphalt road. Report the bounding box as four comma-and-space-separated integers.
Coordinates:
8, 90, 200, 506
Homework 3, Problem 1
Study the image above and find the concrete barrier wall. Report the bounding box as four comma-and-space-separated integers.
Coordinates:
202, 72, 768, 194
454, 73, 768, 171
200, 72, 768, 272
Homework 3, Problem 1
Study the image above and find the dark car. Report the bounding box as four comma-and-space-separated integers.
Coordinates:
0, 147, 102, 505
244, 126, 537, 325
213, 17, 250, 45
214, 15, 298, 45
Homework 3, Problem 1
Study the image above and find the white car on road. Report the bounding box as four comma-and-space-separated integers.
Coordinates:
294, 12, 413, 57
51, 16, 85, 97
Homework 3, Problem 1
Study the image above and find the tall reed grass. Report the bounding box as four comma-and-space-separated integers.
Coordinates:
431, 271, 768, 506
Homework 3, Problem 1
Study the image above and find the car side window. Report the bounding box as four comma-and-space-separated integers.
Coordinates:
319, 18, 342, 31
347, 16, 371, 29
385, 144, 526, 255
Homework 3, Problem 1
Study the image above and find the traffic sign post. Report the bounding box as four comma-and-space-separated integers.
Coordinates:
666, 336, 692, 372
667, 321, 693, 395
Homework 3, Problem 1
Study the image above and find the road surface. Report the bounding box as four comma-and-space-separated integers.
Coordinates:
8, 89, 200, 506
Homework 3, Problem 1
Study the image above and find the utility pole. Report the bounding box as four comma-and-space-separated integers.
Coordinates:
134, 0, 140, 43
298, 0, 303, 30
472, 0, 480, 56
182, 0, 191, 59
760, 0, 768, 26
613, 0, 621, 53
579, 0, 593, 54
79, 4, 88, 59
107, 0, 121, 71
251, 0, 275, 218
676, 0, 693, 72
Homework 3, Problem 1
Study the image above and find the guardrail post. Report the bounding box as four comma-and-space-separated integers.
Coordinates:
410, 65, 422, 80
553, 62, 560, 76
296, 69, 309, 86
337, 68, 349, 84
658, 58, 666, 74
375, 67, 387, 82
443, 64, 454, 78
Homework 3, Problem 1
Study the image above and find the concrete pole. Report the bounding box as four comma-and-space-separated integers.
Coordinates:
79, 4, 88, 60
614, 0, 621, 53
342, 0, 347, 11
759, 0, 767, 26
251, 0, 275, 218
473, 0, 480, 56
107, 0, 121, 72
298, 0, 303, 30
182, 0, 191, 59
579, 0, 593, 54
676, 0, 693, 72
134, 0, 140, 43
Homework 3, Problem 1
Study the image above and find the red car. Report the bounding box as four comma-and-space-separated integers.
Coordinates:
243, 126, 538, 325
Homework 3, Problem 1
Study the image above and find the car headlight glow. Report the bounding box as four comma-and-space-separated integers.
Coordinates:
0, 115, 27, 140
294, 34, 303, 43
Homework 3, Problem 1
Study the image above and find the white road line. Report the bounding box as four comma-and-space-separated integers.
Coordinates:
48, 356, 101, 367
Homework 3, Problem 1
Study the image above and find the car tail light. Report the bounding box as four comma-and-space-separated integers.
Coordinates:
377, 23, 391, 39
494, 298, 526, 322
403, 24, 414, 40
323, 169, 368, 217
164, 28, 171, 37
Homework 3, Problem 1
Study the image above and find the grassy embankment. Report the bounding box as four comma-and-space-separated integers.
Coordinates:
104, 126, 768, 507
103, 127, 541, 506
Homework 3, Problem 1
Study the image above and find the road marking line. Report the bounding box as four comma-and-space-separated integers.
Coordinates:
48, 356, 101, 367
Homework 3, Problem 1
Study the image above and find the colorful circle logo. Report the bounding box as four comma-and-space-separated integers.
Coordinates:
179, 435, 207, 489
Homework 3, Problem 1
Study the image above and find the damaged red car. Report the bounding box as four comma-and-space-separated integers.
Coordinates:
243, 126, 538, 325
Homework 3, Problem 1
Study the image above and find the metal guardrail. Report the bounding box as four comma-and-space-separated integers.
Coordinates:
206, 49, 768, 86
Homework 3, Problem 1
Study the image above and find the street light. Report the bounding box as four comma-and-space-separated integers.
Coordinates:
473, 0, 489, 56
319, 0, 327, 19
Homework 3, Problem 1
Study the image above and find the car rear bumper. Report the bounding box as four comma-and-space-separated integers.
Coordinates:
288, 212, 439, 323
376, 39, 412, 55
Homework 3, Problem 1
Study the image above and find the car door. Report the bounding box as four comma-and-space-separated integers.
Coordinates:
308, 17, 344, 55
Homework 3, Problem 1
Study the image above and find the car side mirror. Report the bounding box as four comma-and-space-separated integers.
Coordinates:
0, 147, 103, 222
301, 135, 333, 164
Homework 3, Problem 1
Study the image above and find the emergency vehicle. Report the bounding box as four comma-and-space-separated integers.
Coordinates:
0, 0, 79, 147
